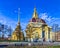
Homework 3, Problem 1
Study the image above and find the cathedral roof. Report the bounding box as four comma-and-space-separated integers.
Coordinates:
30, 18, 46, 23
30, 7, 46, 23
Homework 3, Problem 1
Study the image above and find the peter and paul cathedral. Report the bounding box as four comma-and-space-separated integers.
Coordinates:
11, 8, 24, 41
10, 7, 53, 42
25, 7, 52, 42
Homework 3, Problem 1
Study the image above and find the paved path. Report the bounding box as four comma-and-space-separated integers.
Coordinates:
0, 42, 60, 46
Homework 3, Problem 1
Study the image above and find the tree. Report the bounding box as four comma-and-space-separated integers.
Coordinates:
0, 24, 4, 38
0, 22, 13, 41
7, 26, 13, 38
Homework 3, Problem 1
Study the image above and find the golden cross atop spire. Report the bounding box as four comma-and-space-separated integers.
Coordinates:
32, 7, 38, 19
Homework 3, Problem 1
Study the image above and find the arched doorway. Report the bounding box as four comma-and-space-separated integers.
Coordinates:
42, 31, 45, 41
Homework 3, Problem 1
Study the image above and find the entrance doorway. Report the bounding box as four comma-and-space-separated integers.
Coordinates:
42, 31, 45, 41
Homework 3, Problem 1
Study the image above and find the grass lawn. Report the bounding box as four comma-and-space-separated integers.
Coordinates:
6, 45, 60, 48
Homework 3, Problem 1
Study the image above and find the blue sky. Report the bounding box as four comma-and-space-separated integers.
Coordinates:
0, 0, 60, 32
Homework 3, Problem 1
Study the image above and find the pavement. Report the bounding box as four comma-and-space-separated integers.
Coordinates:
0, 42, 60, 46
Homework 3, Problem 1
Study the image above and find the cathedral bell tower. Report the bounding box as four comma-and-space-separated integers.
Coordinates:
11, 8, 24, 41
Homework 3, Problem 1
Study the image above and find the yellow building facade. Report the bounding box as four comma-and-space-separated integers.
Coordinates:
25, 8, 52, 42
50, 32, 55, 41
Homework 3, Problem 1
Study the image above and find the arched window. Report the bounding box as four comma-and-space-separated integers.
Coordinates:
32, 18, 36, 22
42, 31, 45, 38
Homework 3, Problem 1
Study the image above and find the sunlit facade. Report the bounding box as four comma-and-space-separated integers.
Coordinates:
25, 8, 52, 42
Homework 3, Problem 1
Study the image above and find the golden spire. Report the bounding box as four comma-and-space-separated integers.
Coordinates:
32, 7, 38, 19
18, 8, 20, 25
15, 8, 21, 30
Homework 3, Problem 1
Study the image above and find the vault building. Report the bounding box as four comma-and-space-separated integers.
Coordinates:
25, 8, 52, 42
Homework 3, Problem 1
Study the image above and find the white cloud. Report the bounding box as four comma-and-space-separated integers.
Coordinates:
1, 12, 60, 36
39, 13, 48, 19
21, 22, 27, 36
0, 16, 6, 24
39, 13, 52, 22
0, 14, 17, 30
0, 14, 28, 31
0, 14, 27, 36
39, 13, 60, 26
21, 22, 27, 30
